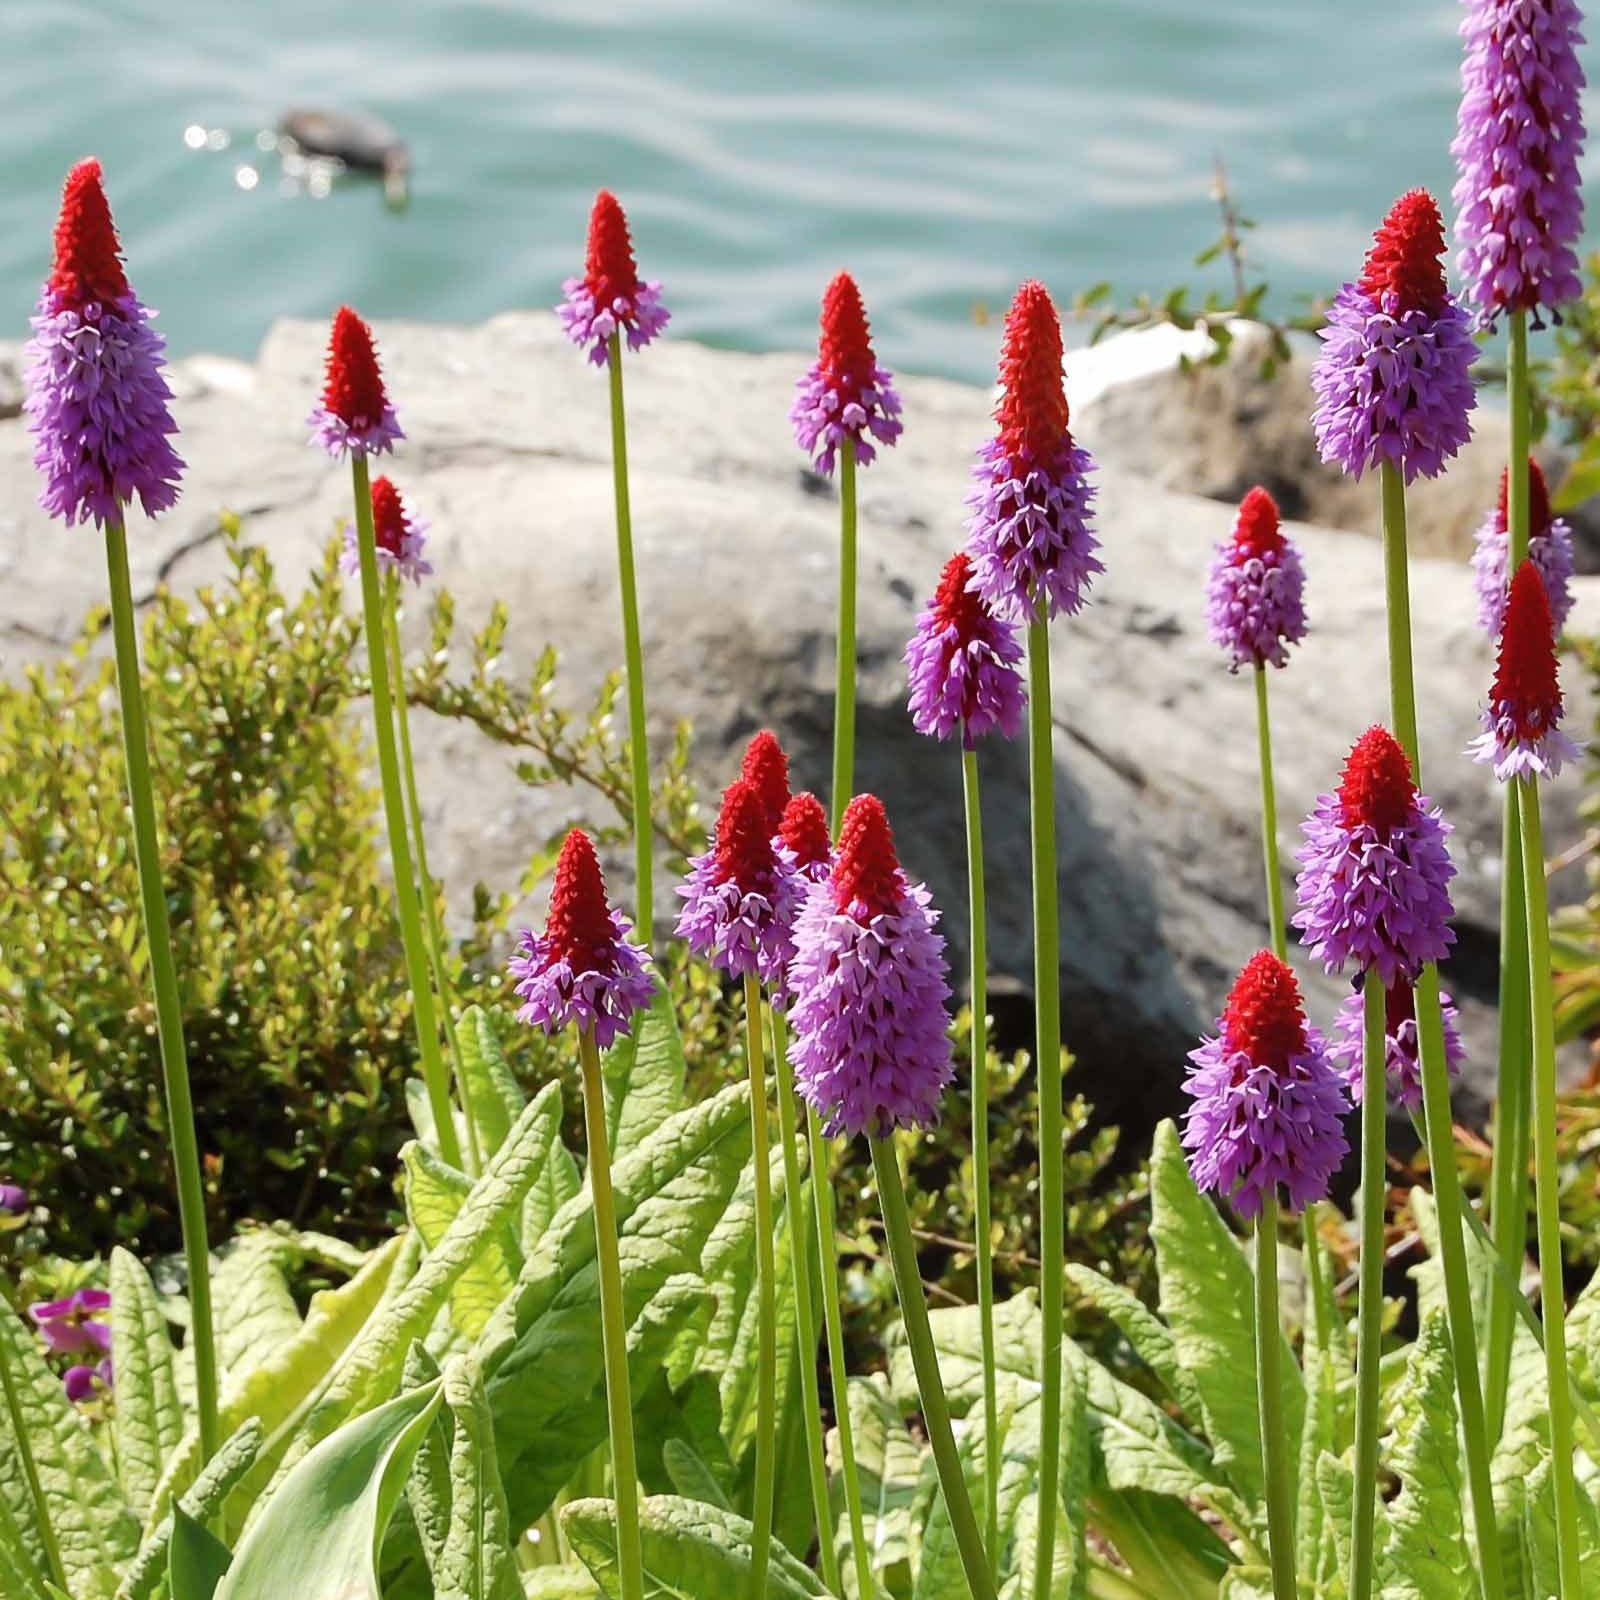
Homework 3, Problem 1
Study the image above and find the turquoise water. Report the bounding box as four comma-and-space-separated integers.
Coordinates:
4, 1, 1598, 383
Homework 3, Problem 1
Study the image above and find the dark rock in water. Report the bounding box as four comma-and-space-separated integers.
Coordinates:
277, 108, 410, 207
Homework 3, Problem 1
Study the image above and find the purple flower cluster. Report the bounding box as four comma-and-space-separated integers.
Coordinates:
1329, 980, 1465, 1113
790, 272, 903, 475
341, 474, 434, 586
1204, 486, 1308, 671
307, 306, 404, 459
1471, 459, 1576, 638
31, 1288, 116, 1406
557, 190, 669, 366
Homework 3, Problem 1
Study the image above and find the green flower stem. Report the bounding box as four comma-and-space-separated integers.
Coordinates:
0, 1332, 66, 1592
577, 1028, 644, 1600
607, 332, 653, 946
350, 456, 464, 1172
1486, 308, 1534, 1444
831, 447, 859, 833
1026, 613, 1064, 1600
103, 516, 221, 1465
384, 572, 476, 1175
1348, 977, 1388, 1600
1378, 460, 1503, 1600
806, 1103, 874, 1600
870, 1137, 999, 1600
742, 974, 778, 1600
1253, 664, 1287, 960
1517, 778, 1583, 1598
962, 746, 1000, 1560
1254, 1197, 1298, 1600
769, 1008, 840, 1596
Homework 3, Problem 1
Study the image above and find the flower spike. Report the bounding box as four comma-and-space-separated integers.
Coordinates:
1470, 458, 1575, 638
1204, 486, 1308, 671
740, 730, 792, 831
308, 306, 403, 458
779, 791, 833, 883
341, 474, 433, 585
557, 190, 670, 366
790, 272, 904, 475
1329, 979, 1465, 1112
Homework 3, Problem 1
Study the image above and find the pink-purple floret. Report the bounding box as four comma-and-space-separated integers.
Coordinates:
904, 600, 1026, 747
30, 1287, 112, 1356
340, 509, 435, 585
508, 911, 655, 1049
1204, 535, 1308, 672
1328, 986, 1464, 1113
306, 400, 404, 460
790, 361, 904, 476
675, 844, 805, 996
558, 278, 670, 366
1470, 509, 1576, 638
1468, 699, 1584, 782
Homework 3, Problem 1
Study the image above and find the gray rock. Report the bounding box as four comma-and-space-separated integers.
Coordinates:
2, 311, 1593, 1139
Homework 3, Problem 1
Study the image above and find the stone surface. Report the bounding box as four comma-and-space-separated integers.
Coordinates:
3, 312, 1595, 1140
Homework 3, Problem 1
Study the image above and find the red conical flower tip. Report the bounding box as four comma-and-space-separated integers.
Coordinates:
49, 159, 129, 309
544, 829, 618, 974
584, 189, 641, 310
1232, 486, 1284, 557
1495, 458, 1552, 539
713, 780, 777, 890
1359, 190, 1448, 315
929, 550, 990, 636
370, 475, 408, 557
1338, 725, 1417, 835
779, 791, 831, 874
994, 280, 1069, 466
818, 272, 877, 388
740, 731, 791, 830
833, 794, 902, 917
322, 307, 390, 428
1492, 562, 1565, 736
1220, 950, 1308, 1069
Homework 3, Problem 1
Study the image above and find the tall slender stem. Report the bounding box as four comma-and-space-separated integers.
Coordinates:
870, 1138, 999, 1600
1517, 780, 1583, 1599
1253, 664, 1287, 959
1254, 1197, 1297, 1600
1348, 978, 1388, 1600
742, 975, 778, 1600
351, 457, 463, 1170
384, 573, 476, 1175
1378, 460, 1503, 1600
1487, 308, 1533, 1444
962, 747, 1000, 1560
831, 448, 859, 833
806, 1104, 874, 1600
606, 332, 653, 946
769, 1010, 840, 1595
0, 1333, 66, 1592
1026, 614, 1063, 1600
103, 517, 220, 1464
578, 1029, 644, 1600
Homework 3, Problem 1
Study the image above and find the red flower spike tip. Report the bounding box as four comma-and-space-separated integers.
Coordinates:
1359, 190, 1449, 316
1384, 977, 1417, 1035
779, 791, 831, 874
833, 794, 902, 918
49, 159, 129, 309
818, 272, 878, 390
713, 780, 777, 891
1495, 458, 1552, 540
1337, 725, 1418, 835
322, 307, 390, 428
370, 475, 407, 558
545, 829, 617, 975
1232, 486, 1284, 557
994, 279, 1070, 466
928, 550, 991, 637
739, 731, 791, 831
584, 190, 641, 310
1220, 950, 1309, 1070
1492, 562, 1565, 738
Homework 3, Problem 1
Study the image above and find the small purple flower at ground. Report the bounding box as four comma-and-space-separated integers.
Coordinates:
509, 829, 655, 1047
30, 1287, 112, 1356
23, 159, 184, 528
557, 190, 669, 366
1311, 190, 1477, 484
307, 306, 403, 458
1329, 979, 1465, 1113
0, 1183, 27, 1228
1295, 725, 1456, 988
1471, 458, 1576, 639
341, 474, 433, 585
904, 550, 1026, 745
1470, 559, 1584, 781
1204, 486, 1308, 671
64, 1358, 113, 1405
1182, 950, 1349, 1219
790, 272, 903, 475
1453, 0, 1586, 328
966, 280, 1101, 623
676, 779, 803, 993
787, 794, 954, 1138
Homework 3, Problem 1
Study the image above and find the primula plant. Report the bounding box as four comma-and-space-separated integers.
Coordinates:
6, 7, 1600, 1600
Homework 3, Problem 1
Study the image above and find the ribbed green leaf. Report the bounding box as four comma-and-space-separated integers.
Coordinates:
167, 1509, 231, 1600
840, 1374, 925, 1595
455, 1007, 525, 1163
435, 1361, 519, 1600
1065, 1262, 1204, 1423
210, 1236, 301, 1384
521, 1570, 601, 1598
110, 1248, 185, 1519
1523, 1455, 1600, 1599
401, 1343, 452, 1579
602, 989, 687, 1160
522, 1133, 581, 1252
660, 1438, 732, 1512
1315, 1451, 1357, 1598
403, 1142, 522, 1340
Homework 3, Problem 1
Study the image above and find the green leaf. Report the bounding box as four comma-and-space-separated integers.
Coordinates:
1315, 1452, 1357, 1599
435, 1360, 519, 1600
1083, 1488, 1231, 1600
210, 1235, 302, 1384
455, 1007, 525, 1163
522, 1570, 601, 1598
167, 1510, 231, 1600
523, 1132, 582, 1253
840, 1375, 925, 1596
1065, 1263, 1203, 1422
110, 1247, 186, 1519
1523, 1455, 1600, 1598
0, 1294, 139, 1598
661, 1438, 733, 1512
213, 1382, 444, 1600
401, 1343, 452, 1578
562, 1494, 829, 1599
603, 988, 687, 1159
403, 1141, 522, 1340
1376, 1312, 1470, 1600
1554, 434, 1600, 511
1149, 1119, 1302, 1505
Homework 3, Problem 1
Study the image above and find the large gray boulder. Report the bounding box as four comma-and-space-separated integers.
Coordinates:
1, 312, 1593, 1138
